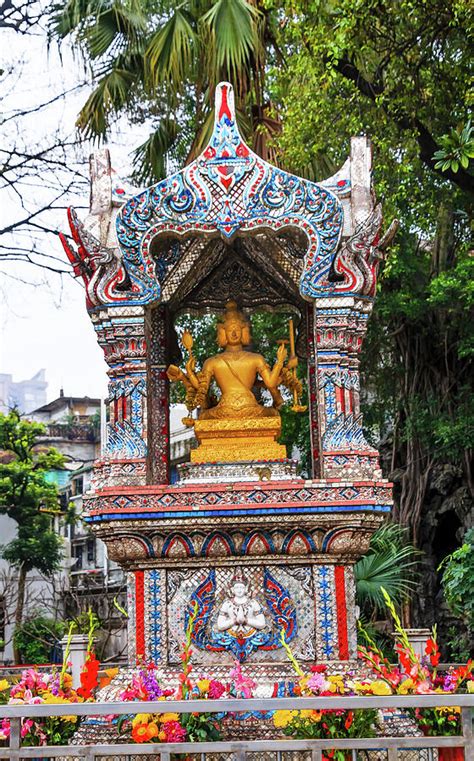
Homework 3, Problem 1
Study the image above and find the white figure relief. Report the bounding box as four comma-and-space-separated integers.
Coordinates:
216, 574, 266, 634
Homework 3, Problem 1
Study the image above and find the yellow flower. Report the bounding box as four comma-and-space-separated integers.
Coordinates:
398, 679, 415, 695
273, 710, 296, 729
327, 675, 346, 694
158, 730, 166, 741
370, 680, 392, 696
299, 710, 313, 719
436, 706, 460, 715
43, 695, 65, 704
467, 681, 474, 694
159, 713, 180, 724
62, 715, 77, 723
132, 713, 151, 727
310, 710, 322, 722
0, 680, 9, 692
354, 681, 371, 694
196, 679, 211, 693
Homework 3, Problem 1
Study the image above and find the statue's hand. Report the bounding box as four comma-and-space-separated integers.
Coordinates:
287, 356, 298, 370
185, 356, 196, 375
293, 378, 303, 396
166, 365, 183, 382
276, 343, 288, 364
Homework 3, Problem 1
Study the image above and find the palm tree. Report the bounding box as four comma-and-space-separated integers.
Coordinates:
354, 523, 421, 619
51, 0, 284, 183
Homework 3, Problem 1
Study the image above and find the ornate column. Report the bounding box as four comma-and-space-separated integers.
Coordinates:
92, 305, 148, 488
146, 304, 170, 485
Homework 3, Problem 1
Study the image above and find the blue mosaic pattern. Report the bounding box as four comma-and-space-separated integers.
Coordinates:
87, 504, 391, 524
148, 569, 162, 663
316, 566, 335, 658
106, 377, 147, 458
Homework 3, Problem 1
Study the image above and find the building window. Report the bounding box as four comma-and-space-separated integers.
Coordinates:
74, 544, 83, 570
73, 477, 84, 495
86, 539, 95, 563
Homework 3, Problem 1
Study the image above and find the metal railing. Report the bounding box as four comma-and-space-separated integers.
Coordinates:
0, 694, 472, 760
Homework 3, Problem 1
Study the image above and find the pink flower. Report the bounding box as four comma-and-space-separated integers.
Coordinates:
162, 720, 186, 743
229, 661, 256, 699
208, 680, 226, 699
21, 719, 34, 738
307, 672, 328, 694
415, 681, 432, 694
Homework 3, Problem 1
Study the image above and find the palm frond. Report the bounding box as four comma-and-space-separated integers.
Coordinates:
50, 0, 107, 39
85, 5, 147, 59
76, 68, 135, 138
145, 10, 195, 92
354, 523, 421, 613
200, 0, 262, 81
132, 119, 179, 184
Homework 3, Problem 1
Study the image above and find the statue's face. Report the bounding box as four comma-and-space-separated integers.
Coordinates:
232, 582, 247, 597
225, 320, 243, 346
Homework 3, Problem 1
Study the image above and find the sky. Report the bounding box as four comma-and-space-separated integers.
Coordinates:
0, 18, 149, 402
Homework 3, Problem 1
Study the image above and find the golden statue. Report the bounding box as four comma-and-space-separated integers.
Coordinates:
167, 301, 305, 463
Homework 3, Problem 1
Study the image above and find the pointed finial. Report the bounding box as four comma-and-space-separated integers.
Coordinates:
215, 82, 236, 125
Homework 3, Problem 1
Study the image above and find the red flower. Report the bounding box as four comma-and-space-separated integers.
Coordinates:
310, 664, 328, 674
77, 652, 100, 699
425, 638, 440, 667
344, 711, 353, 730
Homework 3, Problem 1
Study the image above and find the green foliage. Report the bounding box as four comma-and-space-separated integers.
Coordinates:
433, 121, 474, 173
445, 626, 472, 663
50, 0, 276, 175
13, 615, 65, 664
354, 523, 420, 617
0, 410, 65, 648
0, 410, 64, 576
440, 528, 474, 627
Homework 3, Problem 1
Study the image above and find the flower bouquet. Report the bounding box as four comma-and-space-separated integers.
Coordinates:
276, 635, 377, 760
357, 590, 473, 760
121, 605, 227, 745
0, 668, 83, 746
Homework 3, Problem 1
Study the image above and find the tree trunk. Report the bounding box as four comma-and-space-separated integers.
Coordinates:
13, 564, 27, 664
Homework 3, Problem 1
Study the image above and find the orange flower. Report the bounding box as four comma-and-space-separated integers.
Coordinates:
146, 723, 159, 740
132, 724, 149, 743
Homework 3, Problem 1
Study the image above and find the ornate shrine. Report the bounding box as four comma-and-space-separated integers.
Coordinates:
62, 82, 394, 686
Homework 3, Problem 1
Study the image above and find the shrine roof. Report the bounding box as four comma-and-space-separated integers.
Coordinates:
62, 82, 384, 311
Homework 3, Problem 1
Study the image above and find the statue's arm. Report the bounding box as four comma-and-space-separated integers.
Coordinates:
195, 360, 213, 409
216, 601, 234, 632
246, 601, 266, 630
258, 343, 287, 389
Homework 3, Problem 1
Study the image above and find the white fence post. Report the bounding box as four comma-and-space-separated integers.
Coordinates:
61, 633, 88, 688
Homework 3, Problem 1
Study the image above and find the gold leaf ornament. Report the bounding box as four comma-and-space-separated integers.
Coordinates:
182, 330, 193, 351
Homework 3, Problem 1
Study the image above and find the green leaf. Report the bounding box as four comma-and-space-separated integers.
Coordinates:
200, 0, 262, 80
145, 10, 195, 92
132, 119, 178, 184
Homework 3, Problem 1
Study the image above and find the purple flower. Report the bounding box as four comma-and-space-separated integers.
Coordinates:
139, 669, 163, 700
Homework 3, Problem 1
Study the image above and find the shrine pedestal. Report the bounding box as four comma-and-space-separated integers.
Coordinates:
85, 476, 391, 676
191, 418, 286, 463
177, 458, 300, 484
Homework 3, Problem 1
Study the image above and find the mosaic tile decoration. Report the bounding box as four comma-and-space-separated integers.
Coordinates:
165, 565, 315, 666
